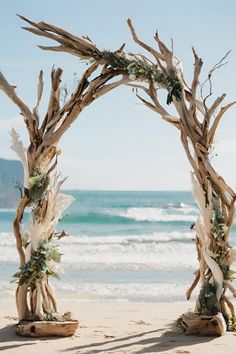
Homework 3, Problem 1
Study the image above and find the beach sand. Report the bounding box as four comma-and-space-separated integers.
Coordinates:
1, 300, 236, 354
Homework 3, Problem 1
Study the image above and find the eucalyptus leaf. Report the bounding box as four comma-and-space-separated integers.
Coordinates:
225, 270, 236, 281
12, 239, 62, 287
207, 250, 220, 259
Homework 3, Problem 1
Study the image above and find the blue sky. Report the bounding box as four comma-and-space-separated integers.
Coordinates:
0, 0, 236, 190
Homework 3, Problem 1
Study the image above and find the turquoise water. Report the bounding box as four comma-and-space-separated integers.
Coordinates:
1, 191, 236, 302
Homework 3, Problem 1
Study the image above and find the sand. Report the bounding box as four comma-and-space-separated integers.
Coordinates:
1, 300, 236, 354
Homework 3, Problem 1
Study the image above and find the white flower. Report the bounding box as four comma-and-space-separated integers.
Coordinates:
153, 82, 159, 89
129, 74, 136, 80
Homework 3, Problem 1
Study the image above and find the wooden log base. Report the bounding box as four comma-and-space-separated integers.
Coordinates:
180, 312, 227, 336
16, 320, 79, 337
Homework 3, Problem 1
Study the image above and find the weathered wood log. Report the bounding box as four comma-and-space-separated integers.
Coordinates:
16, 320, 79, 337
180, 312, 226, 336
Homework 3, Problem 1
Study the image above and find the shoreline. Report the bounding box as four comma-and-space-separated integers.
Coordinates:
1, 301, 236, 354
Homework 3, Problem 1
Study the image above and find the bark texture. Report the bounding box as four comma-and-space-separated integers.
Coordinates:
181, 313, 226, 336
16, 319, 78, 337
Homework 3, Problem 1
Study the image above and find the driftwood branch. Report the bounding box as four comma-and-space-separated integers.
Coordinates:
135, 90, 180, 128
191, 48, 203, 100
207, 94, 226, 120
33, 70, 44, 125
13, 196, 30, 267
127, 18, 165, 71
208, 100, 236, 145
186, 269, 200, 300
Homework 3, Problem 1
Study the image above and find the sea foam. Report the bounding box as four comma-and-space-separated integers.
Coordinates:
115, 207, 197, 222
0, 231, 197, 270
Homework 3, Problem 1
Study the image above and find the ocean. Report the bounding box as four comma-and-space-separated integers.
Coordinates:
1, 191, 236, 303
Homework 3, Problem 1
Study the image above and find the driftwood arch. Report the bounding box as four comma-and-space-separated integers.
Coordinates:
0, 15, 236, 336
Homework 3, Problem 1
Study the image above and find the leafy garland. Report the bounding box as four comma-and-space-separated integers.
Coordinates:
127, 60, 182, 104
13, 240, 61, 289
87, 50, 182, 104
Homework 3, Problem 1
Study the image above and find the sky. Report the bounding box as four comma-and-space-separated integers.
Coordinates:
0, 0, 236, 191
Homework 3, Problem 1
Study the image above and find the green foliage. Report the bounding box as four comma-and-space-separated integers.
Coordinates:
230, 317, 236, 332
214, 208, 225, 224
127, 60, 164, 82
44, 313, 66, 322
12, 240, 61, 288
224, 269, 236, 281
211, 207, 225, 239
25, 173, 49, 202
85, 49, 131, 68
43, 311, 72, 322
86, 50, 183, 104
207, 250, 220, 259
198, 282, 219, 315
220, 264, 229, 278
98, 50, 131, 69
165, 76, 182, 104
127, 60, 182, 103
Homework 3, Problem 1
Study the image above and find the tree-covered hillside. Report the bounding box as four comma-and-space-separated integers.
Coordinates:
0, 158, 23, 207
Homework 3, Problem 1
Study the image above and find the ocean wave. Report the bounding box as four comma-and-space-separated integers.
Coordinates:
62, 207, 197, 224
0, 278, 196, 303
60, 249, 197, 270
59, 236, 198, 270
63, 212, 135, 224
171, 203, 198, 214
62, 232, 194, 245
0, 231, 197, 269
0, 280, 15, 298
51, 281, 196, 302
115, 207, 197, 222
0, 231, 194, 247
1, 230, 235, 271
0, 203, 199, 225
0, 232, 18, 262
0, 208, 16, 212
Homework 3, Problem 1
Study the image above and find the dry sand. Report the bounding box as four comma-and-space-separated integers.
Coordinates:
1, 300, 236, 354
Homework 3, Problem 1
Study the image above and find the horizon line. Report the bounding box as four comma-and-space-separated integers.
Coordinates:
61, 189, 191, 192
